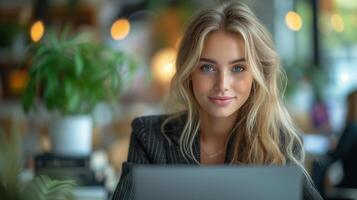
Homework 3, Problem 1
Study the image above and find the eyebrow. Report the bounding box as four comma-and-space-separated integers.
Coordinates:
199, 57, 246, 64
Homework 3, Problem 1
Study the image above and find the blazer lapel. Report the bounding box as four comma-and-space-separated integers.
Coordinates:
163, 112, 236, 165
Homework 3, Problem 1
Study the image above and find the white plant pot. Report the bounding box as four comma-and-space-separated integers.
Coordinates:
50, 115, 93, 156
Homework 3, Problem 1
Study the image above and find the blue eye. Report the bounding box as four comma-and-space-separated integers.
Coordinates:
200, 64, 215, 73
232, 65, 244, 73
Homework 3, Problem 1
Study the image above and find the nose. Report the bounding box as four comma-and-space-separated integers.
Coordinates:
214, 71, 230, 92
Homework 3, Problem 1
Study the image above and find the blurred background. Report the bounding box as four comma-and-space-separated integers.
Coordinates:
0, 0, 356, 199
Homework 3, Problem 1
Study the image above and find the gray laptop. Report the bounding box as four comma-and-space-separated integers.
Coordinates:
133, 166, 302, 200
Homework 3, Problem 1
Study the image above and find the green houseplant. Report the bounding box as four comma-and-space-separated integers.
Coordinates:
0, 125, 76, 200
22, 29, 136, 156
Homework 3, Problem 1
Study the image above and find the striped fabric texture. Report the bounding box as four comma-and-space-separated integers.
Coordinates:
112, 114, 323, 200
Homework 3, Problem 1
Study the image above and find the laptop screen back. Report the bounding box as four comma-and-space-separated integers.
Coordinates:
133, 166, 302, 200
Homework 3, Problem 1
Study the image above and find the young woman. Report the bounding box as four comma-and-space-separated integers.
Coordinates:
113, 2, 322, 199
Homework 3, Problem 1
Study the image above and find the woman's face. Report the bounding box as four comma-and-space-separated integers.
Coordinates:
191, 31, 253, 119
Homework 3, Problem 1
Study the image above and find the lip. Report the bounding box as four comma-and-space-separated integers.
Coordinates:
208, 96, 236, 106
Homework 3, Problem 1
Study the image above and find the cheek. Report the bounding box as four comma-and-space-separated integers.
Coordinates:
234, 76, 253, 94
191, 75, 212, 95
192, 80, 205, 97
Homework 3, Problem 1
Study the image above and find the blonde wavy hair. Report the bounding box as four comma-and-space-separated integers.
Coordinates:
162, 2, 307, 173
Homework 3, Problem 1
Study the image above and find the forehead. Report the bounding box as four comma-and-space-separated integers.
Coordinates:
200, 31, 245, 61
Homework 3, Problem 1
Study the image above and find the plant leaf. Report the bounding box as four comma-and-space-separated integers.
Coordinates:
23, 175, 76, 200
74, 50, 83, 77
0, 124, 23, 200
22, 79, 36, 113
23, 28, 138, 115
67, 87, 81, 114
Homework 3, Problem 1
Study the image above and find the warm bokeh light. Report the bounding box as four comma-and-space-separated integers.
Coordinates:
340, 72, 349, 84
330, 14, 344, 32
285, 11, 303, 31
9, 70, 28, 94
111, 19, 130, 40
30, 20, 45, 42
175, 36, 182, 49
152, 48, 177, 85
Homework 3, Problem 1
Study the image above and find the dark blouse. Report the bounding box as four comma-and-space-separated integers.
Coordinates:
112, 114, 323, 200
330, 121, 357, 187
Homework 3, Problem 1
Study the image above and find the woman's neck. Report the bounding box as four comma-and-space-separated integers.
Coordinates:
199, 112, 237, 144
199, 112, 237, 165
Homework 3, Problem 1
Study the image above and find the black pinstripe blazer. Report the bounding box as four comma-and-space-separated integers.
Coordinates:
112, 114, 323, 200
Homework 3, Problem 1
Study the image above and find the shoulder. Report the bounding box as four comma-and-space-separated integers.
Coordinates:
131, 114, 169, 138
278, 129, 304, 163
131, 112, 186, 143
132, 114, 169, 129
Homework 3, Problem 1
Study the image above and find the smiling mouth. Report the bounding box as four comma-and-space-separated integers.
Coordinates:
208, 96, 236, 106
